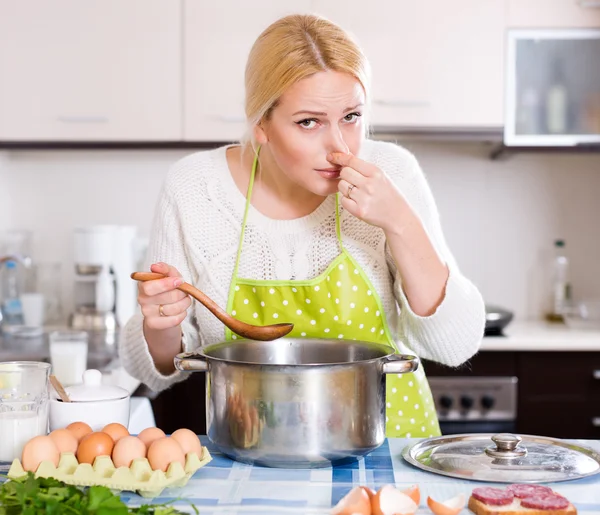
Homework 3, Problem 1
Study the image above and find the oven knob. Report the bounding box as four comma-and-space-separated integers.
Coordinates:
481, 395, 495, 410
439, 395, 453, 409
460, 395, 474, 410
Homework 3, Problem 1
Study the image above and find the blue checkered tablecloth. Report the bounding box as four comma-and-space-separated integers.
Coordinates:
117, 437, 600, 514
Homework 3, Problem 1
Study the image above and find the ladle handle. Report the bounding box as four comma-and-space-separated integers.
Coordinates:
131, 272, 232, 326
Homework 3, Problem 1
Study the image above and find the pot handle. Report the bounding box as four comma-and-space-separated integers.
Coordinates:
174, 352, 208, 372
382, 354, 419, 375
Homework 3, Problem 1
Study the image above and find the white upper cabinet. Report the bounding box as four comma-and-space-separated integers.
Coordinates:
311, 0, 505, 128
508, 0, 600, 28
184, 0, 313, 141
0, 1, 181, 141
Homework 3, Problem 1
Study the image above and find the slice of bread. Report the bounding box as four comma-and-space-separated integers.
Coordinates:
468, 494, 577, 515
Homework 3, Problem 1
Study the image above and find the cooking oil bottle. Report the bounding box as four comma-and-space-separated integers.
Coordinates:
546, 239, 570, 322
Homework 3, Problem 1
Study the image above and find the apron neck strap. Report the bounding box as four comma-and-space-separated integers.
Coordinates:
233, 146, 345, 278
232, 145, 259, 280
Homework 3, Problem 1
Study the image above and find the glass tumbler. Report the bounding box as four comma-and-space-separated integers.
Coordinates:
0, 362, 51, 462
49, 330, 88, 386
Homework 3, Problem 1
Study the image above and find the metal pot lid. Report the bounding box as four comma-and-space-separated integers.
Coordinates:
402, 433, 600, 483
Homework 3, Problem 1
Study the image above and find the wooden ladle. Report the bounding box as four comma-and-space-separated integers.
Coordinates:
131, 272, 294, 341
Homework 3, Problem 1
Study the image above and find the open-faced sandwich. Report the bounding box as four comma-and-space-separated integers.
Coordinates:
469, 484, 576, 515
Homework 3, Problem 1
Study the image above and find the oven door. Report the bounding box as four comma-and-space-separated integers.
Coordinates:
439, 420, 516, 435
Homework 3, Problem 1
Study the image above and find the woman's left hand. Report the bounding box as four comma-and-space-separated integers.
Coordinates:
327, 152, 406, 233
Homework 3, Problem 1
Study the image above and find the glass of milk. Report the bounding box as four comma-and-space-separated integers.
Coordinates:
0, 361, 51, 462
49, 330, 88, 387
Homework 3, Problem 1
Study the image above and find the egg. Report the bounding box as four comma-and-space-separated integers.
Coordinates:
401, 485, 421, 505
137, 427, 166, 448
48, 428, 78, 454
372, 485, 418, 515
76, 431, 114, 465
359, 486, 375, 505
65, 421, 93, 442
21, 435, 60, 472
102, 422, 129, 443
147, 437, 185, 472
427, 493, 466, 515
331, 486, 372, 515
111, 435, 147, 468
170, 428, 202, 456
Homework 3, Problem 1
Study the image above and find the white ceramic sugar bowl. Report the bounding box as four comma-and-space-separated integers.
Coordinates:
49, 369, 130, 431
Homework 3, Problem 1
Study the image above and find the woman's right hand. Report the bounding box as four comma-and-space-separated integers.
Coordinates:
138, 262, 192, 330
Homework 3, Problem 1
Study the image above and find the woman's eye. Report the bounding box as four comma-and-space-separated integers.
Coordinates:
343, 112, 362, 123
296, 118, 318, 129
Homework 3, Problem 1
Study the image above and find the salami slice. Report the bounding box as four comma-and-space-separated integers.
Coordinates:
506, 484, 554, 498
471, 487, 514, 506
521, 494, 570, 510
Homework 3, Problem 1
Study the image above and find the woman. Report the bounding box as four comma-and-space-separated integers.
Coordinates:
120, 14, 485, 437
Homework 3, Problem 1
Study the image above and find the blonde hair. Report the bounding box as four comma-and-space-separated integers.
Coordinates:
244, 14, 371, 141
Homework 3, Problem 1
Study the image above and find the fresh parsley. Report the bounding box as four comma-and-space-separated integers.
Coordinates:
0, 473, 198, 514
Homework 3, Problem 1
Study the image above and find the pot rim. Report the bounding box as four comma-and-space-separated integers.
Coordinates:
191, 338, 401, 367
49, 396, 129, 404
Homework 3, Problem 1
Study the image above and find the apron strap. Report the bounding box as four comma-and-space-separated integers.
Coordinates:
335, 193, 345, 252
232, 145, 260, 280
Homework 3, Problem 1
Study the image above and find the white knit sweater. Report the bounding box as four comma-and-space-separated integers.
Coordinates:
119, 139, 485, 392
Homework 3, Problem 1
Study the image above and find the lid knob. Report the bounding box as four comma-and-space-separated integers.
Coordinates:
492, 433, 521, 451
485, 433, 527, 459
82, 369, 102, 386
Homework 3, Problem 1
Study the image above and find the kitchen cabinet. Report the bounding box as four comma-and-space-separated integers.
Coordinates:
508, 0, 600, 28
183, 0, 313, 141
311, 0, 505, 129
425, 351, 600, 439
517, 352, 600, 439
0, 1, 181, 141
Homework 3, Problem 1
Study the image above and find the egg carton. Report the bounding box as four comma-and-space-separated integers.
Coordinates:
7, 447, 212, 498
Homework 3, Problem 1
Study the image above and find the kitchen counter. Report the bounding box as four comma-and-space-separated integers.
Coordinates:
481, 320, 600, 351
118, 436, 600, 514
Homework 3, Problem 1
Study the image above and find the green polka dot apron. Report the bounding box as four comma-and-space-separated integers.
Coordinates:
225, 149, 441, 438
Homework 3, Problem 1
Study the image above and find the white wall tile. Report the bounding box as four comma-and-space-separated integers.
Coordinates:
1, 143, 599, 321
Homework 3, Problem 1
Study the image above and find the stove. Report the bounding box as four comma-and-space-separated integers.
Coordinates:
428, 376, 518, 434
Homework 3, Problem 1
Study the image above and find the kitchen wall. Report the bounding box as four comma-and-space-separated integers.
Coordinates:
1, 141, 599, 321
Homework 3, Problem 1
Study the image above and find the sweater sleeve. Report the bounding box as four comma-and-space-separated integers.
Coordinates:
118, 172, 201, 393
382, 144, 485, 367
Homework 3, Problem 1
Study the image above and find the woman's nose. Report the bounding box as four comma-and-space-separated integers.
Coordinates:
326, 126, 349, 155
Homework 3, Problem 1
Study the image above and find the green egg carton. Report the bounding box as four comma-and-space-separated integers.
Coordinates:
7, 447, 212, 498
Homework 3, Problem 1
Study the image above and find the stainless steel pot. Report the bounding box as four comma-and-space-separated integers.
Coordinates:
174, 338, 418, 468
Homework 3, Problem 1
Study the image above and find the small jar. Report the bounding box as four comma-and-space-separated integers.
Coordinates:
49, 369, 130, 432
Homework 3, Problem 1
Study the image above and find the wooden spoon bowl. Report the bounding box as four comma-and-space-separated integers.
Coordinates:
131, 272, 293, 341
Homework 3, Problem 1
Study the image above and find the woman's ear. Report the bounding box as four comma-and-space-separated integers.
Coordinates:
253, 121, 268, 145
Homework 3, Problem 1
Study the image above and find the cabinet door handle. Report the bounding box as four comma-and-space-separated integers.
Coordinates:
593, 417, 600, 427
373, 99, 431, 108
577, 0, 600, 8
57, 116, 109, 124
213, 115, 245, 123
594, 370, 600, 380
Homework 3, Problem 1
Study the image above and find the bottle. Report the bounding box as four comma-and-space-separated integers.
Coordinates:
516, 87, 541, 135
546, 240, 570, 322
1, 260, 24, 328
546, 58, 568, 134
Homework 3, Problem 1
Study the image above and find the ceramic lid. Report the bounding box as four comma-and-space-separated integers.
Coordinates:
65, 369, 129, 402
402, 433, 600, 483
